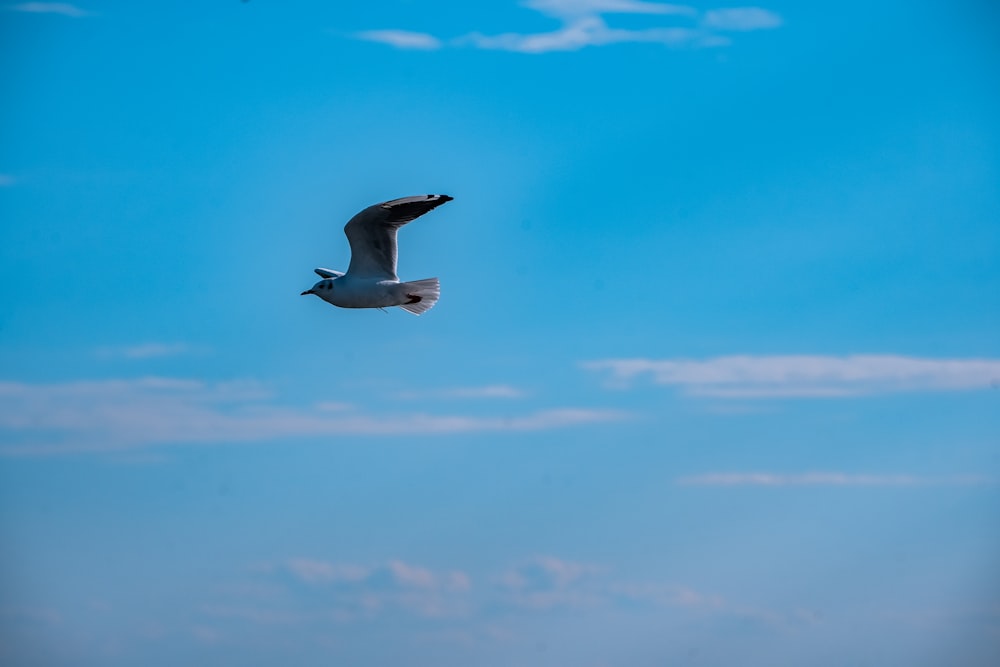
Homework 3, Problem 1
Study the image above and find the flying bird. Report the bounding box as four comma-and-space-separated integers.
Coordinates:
300, 194, 453, 315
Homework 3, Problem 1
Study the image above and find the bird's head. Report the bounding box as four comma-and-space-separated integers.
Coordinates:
300, 279, 334, 296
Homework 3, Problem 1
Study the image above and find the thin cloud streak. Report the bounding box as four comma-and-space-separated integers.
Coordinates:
394, 384, 525, 400
462, 17, 707, 53
583, 355, 1000, 397
95, 342, 197, 360
0, 377, 626, 455
357, 3, 781, 54
9, 2, 90, 17
677, 472, 995, 487
217, 553, 787, 626
210, 558, 474, 623
526, 0, 696, 18
355, 29, 442, 50
702, 7, 782, 31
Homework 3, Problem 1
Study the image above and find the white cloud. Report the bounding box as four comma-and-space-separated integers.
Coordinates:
464, 16, 705, 53
355, 29, 442, 50
0, 377, 625, 455
214, 555, 802, 630
357, 3, 780, 54
496, 556, 605, 610
702, 7, 782, 31
676, 472, 994, 486
499, 556, 600, 591
583, 355, 1000, 397
95, 342, 196, 360
285, 558, 368, 585
526, 0, 696, 18
9, 2, 90, 17
219, 558, 474, 622
283, 558, 467, 592
394, 384, 525, 400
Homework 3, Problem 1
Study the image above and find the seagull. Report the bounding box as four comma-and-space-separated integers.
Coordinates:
300, 194, 453, 315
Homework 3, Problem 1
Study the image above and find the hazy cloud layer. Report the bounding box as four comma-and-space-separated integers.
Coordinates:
583, 355, 1000, 397
356, 3, 781, 54
677, 472, 994, 487
527, 0, 696, 17
0, 377, 624, 455
208, 554, 802, 632
8, 2, 89, 17
94, 342, 198, 360
355, 29, 442, 50
207, 558, 474, 624
393, 384, 525, 400
0, 174, 14, 187
702, 7, 783, 30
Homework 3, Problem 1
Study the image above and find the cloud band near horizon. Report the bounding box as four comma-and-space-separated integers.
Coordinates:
582, 354, 1000, 397
0, 377, 625, 456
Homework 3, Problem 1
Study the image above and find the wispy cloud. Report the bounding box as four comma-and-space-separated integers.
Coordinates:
357, 3, 781, 54
209, 558, 473, 623
355, 29, 442, 50
677, 472, 994, 487
527, 0, 696, 17
0, 377, 625, 455
8, 2, 90, 17
496, 556, 604, 610
702, 7, 782, 31
0, 174, 14, 187
94, 342, 198, 360
283, 558, 471, 594
212, 554, 806, 633
394, 384, 525, 400
463, 16, 705, 53
583, 355, 1000, 397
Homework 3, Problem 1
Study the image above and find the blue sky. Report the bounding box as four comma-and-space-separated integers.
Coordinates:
1, 1, 998, 665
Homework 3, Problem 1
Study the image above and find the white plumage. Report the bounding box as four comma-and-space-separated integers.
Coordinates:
301, 194, 452, 315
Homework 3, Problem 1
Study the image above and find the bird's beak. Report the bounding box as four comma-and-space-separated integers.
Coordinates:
300, 289, 313, 296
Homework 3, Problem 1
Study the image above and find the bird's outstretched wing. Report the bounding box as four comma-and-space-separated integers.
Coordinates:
314, 267, 345, 279
343, 194, 453, 280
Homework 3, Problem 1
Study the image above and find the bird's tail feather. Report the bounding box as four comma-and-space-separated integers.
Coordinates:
398, 278, 440, 315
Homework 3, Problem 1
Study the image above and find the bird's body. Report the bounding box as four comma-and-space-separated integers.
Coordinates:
301, 194, 452, 315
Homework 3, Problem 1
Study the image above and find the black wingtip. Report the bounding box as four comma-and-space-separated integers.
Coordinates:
435, 194, 454, 203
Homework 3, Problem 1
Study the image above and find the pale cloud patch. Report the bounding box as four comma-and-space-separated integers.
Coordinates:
526, 0, 696, 18
496, 556, 605, 610
0, 377, 625, 455
0, 174, 14, 187
190, 625, 222, 644
9, 2, 90, 17
582, 355, 1000, 397
702, 7, 782, 31
355, 29, 442, 50
285, 558, 368, 585
394, 384, 525, 400
677, 472, 995, 487
95, 342, 197, 360
282, 558, 471, 595
214, 558, 475, 622
610, 582, 796, 628
213, 555, 804, 632
357, 2, 781, 54
464, 16, 704, 53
